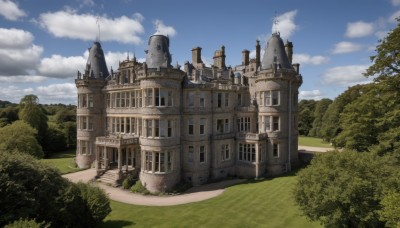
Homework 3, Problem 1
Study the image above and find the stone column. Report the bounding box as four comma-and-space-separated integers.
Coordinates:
103, 146, 108, 170
125, 147, 129, 172
118, 147, 122, 171
96, 146, 101, 170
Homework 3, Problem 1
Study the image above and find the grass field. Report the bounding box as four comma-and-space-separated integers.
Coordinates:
102, 174, 321, 228
298, 136, 333, 148
40, 149, 82, 174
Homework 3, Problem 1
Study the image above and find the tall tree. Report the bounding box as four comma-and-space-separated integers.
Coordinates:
320, 84, 366, 143
308, 98, 332, 137
18, 95, 48, 146
0, 121, 43, 158
294, 151, 398, 227
298, 100, 317, 136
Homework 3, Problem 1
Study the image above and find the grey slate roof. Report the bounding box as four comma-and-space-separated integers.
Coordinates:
86, 41, 109, 79
261, 33, 292, 70
145, 35, 172, 68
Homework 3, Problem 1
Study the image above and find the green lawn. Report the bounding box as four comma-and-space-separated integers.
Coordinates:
40, 149, 82, 174
298, 136, 333, 148
102, 174, 321, 228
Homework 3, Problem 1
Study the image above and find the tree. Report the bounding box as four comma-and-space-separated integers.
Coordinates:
0, 121, 43, 158
43, 124, 67, 153
4, 219, 48, 228
61, 121, 77, 149
320, 84, 366, 143
76, 182, 111, 225
18, 95, 48, 146
0, 152, 111, 227
0, 106, 19, 127
308, 98, 332, 137
294, 151, 398, 227
364, 18, 400, 80
381, 191, 400, 227
298, 100, 317, 136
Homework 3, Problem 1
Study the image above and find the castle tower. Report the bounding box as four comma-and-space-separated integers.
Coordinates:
285, 40, 293, 64
255, 33, 302, 175
213, 45, 226, 69
139, 34, 185, 192
75, 41, 108, 168
145, 35, 172, 68
242, 49, 250, 66
192, 46, 203, 66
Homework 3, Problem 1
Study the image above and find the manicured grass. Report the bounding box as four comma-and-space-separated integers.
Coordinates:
102, 174, 321, 228
298, 136, 333, 148
40, 149, 82, 174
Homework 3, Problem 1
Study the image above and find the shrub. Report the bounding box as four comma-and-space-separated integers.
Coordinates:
131, 181, 150, 195
4, 218, 48, 228
122, 175, 136, 189
76, 182, 111, 225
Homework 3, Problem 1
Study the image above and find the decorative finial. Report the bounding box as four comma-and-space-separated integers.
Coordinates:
127, 51, 130, 60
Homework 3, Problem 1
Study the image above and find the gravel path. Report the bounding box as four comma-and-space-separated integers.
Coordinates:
63, 169, 245, 206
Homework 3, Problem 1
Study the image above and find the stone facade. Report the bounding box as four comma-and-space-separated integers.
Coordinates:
75, 33, 302, 193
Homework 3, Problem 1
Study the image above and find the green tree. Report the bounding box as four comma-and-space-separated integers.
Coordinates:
308, 98, 332, 137
0, 121, 43, 158
0, 152, 111, 227
61, 121, 77, 149
76, 182, 111, 225
298, 100, 317, 136
0, 106, 19, 127
294, 151, 397, 227
334, 85, 383, 151
18, 95, 48, 146
320, 84, 366, 143
381, 191, 400, 227
44, 124, 67, 153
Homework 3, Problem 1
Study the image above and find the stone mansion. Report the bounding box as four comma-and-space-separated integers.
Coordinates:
75, 32, 302, 192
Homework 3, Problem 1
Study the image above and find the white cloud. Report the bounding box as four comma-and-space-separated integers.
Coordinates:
331, 41, 362, 54
293, 54, 329, 65
321, 65, 372, 86
0, 28, 33, 49
0, 28, 43, 75
38, 55, 86, 78
153, 19, 177, 37
133, 12, 144, 22
389, 10, 400, 23
0, 0, 26, 21
80, 0, 94, 7
345, 21, 374, 38
35, 83, 77, 103
391, 0, 400, 6
38, 10, 144, 44
299, 90, 323, 100
0, 75, 46, 83
375, 30, 388, 40
271, 10, 298, 40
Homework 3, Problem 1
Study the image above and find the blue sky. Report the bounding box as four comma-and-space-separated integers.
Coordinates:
0, 0, 399, 104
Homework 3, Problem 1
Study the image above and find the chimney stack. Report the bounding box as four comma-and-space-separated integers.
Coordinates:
192, 47, 202, 65
242, 49, 249, 66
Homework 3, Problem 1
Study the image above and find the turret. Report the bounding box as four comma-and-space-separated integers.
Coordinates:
84, 42, 109, 79
192, 47, 203, 65
213, 45, 226, 69
285, 40, 293, 64
261, 33, 292, 70
242, 49, 249, 66
256, 40, 261, 68
145, 35, 172, 68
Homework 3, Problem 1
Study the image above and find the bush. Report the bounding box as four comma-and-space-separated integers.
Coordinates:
76, 182, 111, 225
4, 218, 48, 228
122, 175, 136, 189
131, 181, 150, 195
0, 152, 111, 227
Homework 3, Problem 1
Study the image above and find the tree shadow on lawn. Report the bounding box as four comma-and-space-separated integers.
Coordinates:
102, 220, 135, 227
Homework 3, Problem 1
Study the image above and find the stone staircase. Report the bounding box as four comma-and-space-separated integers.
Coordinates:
97, 170, 120, 186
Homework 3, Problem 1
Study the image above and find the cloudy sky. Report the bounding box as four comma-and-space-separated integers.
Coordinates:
0, 0, 399, 104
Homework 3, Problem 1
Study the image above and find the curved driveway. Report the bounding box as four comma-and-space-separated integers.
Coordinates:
63, 169, 244, 206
